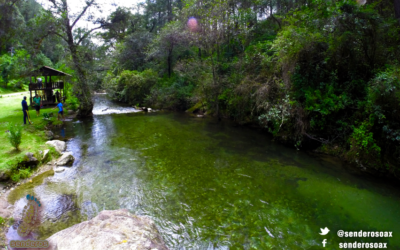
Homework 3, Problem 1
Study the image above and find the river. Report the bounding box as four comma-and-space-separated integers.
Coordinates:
7, 94, 400, 249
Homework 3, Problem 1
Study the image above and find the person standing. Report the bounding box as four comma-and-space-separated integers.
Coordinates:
53, 100, 65, 121
37, 78, 42, 89
21, 96, 29, 125
33, 94, 42, 117
55, 90, 60, 103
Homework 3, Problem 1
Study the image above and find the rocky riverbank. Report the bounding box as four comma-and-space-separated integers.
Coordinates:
46, 209, 168, 250
1, 138, 169, 250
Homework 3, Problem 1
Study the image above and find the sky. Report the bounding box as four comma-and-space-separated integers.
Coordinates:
37, 0, 143, 30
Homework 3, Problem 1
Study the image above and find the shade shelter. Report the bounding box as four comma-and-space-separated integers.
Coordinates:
29, 66, 71, 106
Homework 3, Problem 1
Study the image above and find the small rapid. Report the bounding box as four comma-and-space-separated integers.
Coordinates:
92, 93, 142, 115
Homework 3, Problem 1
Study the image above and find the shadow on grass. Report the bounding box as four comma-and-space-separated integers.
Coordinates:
6, 148, 21, 156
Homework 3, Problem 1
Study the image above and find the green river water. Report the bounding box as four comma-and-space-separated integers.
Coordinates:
8, 95, 400, 249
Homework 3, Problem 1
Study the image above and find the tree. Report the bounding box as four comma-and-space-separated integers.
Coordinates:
395, 0, 400, 24
147, 21, 191, 77
101, 7, 133, 46
47, 0, 103, 117
0, 0, 24, 52
116, 31, 154, 72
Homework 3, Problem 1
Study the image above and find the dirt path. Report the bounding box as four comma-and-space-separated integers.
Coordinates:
0, 91, 29, 98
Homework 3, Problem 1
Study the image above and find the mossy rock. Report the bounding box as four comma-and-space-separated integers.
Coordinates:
0, 169, 11, 181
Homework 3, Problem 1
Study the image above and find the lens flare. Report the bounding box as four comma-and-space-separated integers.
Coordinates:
187, 17, 199, 32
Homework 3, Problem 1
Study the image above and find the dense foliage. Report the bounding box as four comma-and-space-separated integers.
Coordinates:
101, 0, 400, 175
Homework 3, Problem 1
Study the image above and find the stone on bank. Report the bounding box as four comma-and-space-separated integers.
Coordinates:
45, 140, 66, 154
46, 209, 168, 250
42, 149, 50, 161
25, 152, 38, 166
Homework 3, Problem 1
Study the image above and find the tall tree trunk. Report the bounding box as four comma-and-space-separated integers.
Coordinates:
167, 46, 173, 77
71, 47, 93, 116
64, 16, 93, 117
395, 0, 400, 25
167, 0, 173, 22
269, 1, 281, 30
210, 48, 221, 121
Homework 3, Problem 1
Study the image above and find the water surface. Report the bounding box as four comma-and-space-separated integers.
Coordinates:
9, 95, 400, 249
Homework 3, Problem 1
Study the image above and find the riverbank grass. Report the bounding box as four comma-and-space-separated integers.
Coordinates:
0, 94, 60, 180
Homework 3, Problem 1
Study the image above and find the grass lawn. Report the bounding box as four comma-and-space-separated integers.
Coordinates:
0, 94, 62, 180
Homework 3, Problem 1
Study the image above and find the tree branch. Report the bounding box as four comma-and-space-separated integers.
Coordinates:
9, 0, 20, 8
304, 132, 339, 145
71, 0, 95, 29
76, 26, 102, 45
48, 0, 58, 9
52, 31, 68, 43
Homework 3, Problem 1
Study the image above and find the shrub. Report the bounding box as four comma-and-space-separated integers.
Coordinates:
9, 167, 32, 183
11, 172, 20, 182
7, 123, 22, 150
146, 76, 195, 110
0, 216, 4, 225
105, 69, 159, 106
348, 121, 381, 167
19, 167, 31, 179
65, 95, 80, 111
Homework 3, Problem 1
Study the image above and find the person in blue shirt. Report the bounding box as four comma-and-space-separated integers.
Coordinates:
53, 100, 65, 121
21, 96, 29, 124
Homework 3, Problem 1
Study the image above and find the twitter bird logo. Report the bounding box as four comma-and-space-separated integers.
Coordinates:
320, 227, 330, 235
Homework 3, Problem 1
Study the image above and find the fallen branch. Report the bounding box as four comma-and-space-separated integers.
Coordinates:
303, 132, 339, 144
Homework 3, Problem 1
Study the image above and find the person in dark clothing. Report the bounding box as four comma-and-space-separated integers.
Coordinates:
22, 96, 29, 124
55, 90, 60, 103
37, 78, 42, 89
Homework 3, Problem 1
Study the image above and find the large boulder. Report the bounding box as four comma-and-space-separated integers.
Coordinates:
45, 140, 66, 154
46, 209, 168, 250
56, 152, 74, 166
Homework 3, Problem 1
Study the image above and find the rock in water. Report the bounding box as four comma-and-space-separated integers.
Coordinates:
56, 152, 75, 166
46, 209, 168, 250
54, 167, 67, 173
46, 140, 66, 153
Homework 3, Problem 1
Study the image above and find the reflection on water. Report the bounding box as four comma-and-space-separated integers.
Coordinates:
9, 95, 400, 249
